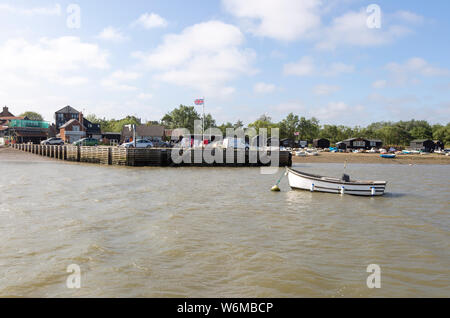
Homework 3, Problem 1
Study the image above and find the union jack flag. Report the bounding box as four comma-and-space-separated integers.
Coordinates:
194, 99, 204, 105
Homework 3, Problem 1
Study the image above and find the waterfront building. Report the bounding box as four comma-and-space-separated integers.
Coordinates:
313, 138, 331, 149
336, 138, 383, 150
0, 107, 49, 144
410, 139, 436, 152
121, 125, 165, 143
55, 106, 101, 139
59, 119, 86, 143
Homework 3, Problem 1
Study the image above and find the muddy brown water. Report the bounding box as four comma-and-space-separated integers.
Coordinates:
0, 155, 449, 297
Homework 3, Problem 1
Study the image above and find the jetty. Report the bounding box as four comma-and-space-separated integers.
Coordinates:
9, 144, 292, 167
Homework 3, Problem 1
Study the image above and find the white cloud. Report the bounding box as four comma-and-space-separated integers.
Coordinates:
271, 100, 365, 124
132, 20, 256, 97
0, 4, 61, 16
0, 36, 109, 86
372, 80, 387, 89
254, 82, 276, 94
101, 71, 141, 91
313, 84, 341, 96
326, 62, 355, 76
283, 56, 354, 77
385, 57, 449, 86
316, 9, 411, 50
394, 11, 424, 25
283, 56, 315, 76
132, 13, 168, 29
314, 102, 365, 123
223, 0, 321, 41
97, 27, 128, 42
386, 57, 448, 77
137, 93, 153, 100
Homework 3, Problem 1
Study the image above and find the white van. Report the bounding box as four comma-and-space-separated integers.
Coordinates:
222, 137, 249, 150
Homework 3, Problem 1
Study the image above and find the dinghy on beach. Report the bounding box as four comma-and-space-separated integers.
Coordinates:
380, 154, 396, 159
286, 168, 387, 196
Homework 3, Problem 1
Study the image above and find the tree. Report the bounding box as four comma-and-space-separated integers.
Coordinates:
410, 126, 432, 140
204, 113, 216, 130
248, 114, 278, 136
234, 120, 244, 129
111, 116, 142, 132
218, 122, 234, 135
161, 105, 201, 132
20, 111, 43, 121
279, 113, 299, 139
433, 124, 450, 145
297, 117, 320, 141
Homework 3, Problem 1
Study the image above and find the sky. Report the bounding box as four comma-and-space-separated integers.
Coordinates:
0, 0, 449, 127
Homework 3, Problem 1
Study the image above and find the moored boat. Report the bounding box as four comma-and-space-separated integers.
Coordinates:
286, 168, 387, 196
380, 154, 396, 158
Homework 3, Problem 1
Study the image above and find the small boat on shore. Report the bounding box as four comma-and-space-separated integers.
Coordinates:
380, 154, 396, 159
286, 168, 387, 196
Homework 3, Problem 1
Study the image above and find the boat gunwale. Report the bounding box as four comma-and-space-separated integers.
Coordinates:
287, 168, 387, 186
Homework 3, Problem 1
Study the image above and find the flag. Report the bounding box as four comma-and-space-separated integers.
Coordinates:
194, 99, 204, 105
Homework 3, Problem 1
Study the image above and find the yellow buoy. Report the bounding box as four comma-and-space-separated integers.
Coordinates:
271, 185, 281, 192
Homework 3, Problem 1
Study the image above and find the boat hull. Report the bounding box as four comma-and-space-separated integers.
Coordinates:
287, 168, 386, 196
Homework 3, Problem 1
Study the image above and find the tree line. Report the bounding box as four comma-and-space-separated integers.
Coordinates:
21, 106, 450, 146
88, 105, 450, 146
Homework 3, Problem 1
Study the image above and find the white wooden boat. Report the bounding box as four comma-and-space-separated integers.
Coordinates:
287, 168, 387, 196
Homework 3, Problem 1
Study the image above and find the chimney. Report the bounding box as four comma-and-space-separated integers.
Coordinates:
3, 106, 8, 113
78, 112, 84, 130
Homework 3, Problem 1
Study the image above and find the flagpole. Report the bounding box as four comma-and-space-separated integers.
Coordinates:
202, 96, 205, 148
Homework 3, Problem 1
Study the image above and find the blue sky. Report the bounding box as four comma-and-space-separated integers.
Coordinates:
0, 0, 449, 126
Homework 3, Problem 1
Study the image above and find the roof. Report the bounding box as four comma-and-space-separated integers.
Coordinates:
0, 107, 14, 117
122, 125, 165, 137
15, 131, 48, 137
55, 105, 79, 114
0, 116, 26, 121
341, 137, 368, 142
411, 139, 433, 143
83, 118, 101, 133
313, 138, 330, 142
60, 119, 85, 129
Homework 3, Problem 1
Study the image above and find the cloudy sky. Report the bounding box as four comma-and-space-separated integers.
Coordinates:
0, 0, 449, 126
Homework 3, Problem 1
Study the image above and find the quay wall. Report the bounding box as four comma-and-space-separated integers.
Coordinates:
10, 144, 292, 167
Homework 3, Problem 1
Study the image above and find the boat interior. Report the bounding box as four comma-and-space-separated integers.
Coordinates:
289, 168, 387, 185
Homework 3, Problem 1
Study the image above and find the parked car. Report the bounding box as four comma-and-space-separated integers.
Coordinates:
222, 137, 249, 150
150, 139, 170, 148
41, 137, 64, 145
120, 139, 154, 148
73, 138, 99, 146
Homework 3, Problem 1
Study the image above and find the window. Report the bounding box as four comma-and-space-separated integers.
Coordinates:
72, 125, 80, 132
354, 140, 365, 147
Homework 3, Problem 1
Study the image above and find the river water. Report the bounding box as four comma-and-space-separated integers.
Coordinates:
0, 159, 449, 297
